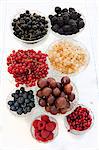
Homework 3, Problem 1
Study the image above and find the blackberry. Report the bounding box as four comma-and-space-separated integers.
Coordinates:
78, 20, 85, 29
55, 7, 61, 14
69, 8, 75, 12
58, 28, 64, 35
51, 24, 59, 32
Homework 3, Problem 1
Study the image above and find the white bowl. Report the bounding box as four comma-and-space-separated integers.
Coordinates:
64, 104, 94, 135
36, 77, 79, 116
11, 9, 51, 44
30, 115, 58, 143
47, 38, 90, 76
49, 9, 86, 38
7, 86, 37, 117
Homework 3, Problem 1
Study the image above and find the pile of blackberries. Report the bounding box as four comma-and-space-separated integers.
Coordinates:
12, 10, 49, 41
8, 87, 35, 115
49, 7, 85, 35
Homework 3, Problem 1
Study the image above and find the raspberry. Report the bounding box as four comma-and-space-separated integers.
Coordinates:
35, 132, 42, 141
32, 120, 40, 128
41, 115, 50, 123
41, 130, 50, 139
37, 120, 46, 130
46, 121, 56, 131
47, 132, 54, 140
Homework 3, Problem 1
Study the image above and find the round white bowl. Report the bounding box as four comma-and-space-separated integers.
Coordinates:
64, 104, 94, 135
11, 9, 51, 44
30, 114, 58, 143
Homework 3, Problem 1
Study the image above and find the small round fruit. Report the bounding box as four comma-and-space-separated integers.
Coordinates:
64, 84, 73, 94
39, 99, 46, 107
45, 106, 51, 112
37, 78, 48, 88
50, 105, 58, 115
36, 90, 42, 98
42, 87, 52, 97
47, 77, 57, 89
61, 76, 70, 85
53, 88, 61, 97
55, 97, 67, 109
68, 93, 75, 102
56, 82, 62, 90
47, 95, 55, 105
60, 107, 68, 114
60, 92, 66, 97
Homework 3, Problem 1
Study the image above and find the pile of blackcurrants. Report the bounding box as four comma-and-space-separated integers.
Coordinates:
12, 10, 49, 41
8, 87, 35, 115
49, 7, 85, 35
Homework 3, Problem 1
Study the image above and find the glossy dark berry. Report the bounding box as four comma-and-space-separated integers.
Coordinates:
55, 7, 61, 14
8, 101, 13, 106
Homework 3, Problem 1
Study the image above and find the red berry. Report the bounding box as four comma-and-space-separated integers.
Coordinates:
47, 132, 54, 140
46, 121, 56, 132
41, 115, 50, 123
41, 130, 50, 139
37, 120, 46, 130
32, 120, 40, 128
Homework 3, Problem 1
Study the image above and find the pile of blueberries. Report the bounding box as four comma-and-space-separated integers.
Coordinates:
49, 7, 85, 35
12, 10, 49, 41
8, 87, 35, 115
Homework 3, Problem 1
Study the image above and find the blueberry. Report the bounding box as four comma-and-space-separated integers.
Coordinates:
20, 87, 25, 92
58, 28, 64, 35
17, 97, 24, 104
29, 102, 35, 108
25, 98, 30, 104
14, 94, 19, 99
51, 24, 59, 32
17, 108, 23, 115
23, 92, 28, 99
21, 103, 26, 108
28, 94, 33, 99
30, 98, 34, 102
11, 93, 15, 97
26, 106, 31, 112
78, 20, 85, 29
28, 90, 33, 95
69, 8, 75, 12
19, 93, 23, 97
10, 106, 16, 111
23, 108, 27, 114
14, 101, 19, 107
8, 101, 13, 106
55, 7, 61, 14
15, 90, 20, 94
63, 25, 71, 32
63, 15, 69, 24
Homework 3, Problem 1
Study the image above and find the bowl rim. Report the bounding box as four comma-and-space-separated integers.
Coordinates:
47, 38, 90, 76
64, 103, 94, 135
30, 114, 59, 143
6, 86, 37, 117
11, 9, 51, 44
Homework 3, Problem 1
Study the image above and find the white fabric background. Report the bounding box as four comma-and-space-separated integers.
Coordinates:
0, 0, 99, 150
